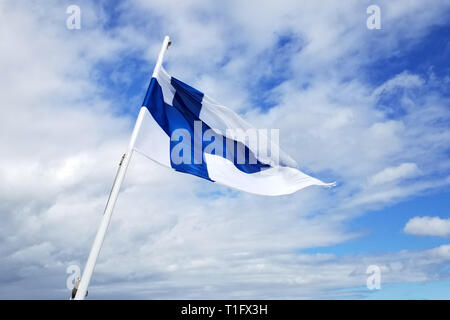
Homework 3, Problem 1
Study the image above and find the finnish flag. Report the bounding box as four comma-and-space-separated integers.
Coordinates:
133, 66, 335, 196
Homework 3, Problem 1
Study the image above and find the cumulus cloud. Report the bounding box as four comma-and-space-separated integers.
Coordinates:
404, 217, 450, 237
0, 0, 449, 299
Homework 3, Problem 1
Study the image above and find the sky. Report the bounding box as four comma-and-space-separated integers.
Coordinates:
0, 0, 449, 299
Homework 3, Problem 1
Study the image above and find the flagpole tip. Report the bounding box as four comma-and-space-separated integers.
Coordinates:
163, 35, 171, 48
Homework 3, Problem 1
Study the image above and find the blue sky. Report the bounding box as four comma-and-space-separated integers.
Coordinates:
0, 0, 449, 299
303, 189, 450, 255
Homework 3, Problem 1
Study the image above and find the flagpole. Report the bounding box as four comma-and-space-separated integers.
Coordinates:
74, 36, 171, 300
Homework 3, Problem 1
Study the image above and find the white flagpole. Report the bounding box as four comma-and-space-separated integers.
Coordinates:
74, 35, 171, 300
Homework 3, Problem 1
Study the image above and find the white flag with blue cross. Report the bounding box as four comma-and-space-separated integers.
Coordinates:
133, 66, 335, 196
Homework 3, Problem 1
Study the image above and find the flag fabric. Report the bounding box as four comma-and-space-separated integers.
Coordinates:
133, 66, 334, 196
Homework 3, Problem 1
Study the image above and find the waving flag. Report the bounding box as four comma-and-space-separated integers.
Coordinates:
74, 36, 335, 300
133, 66, 334, 196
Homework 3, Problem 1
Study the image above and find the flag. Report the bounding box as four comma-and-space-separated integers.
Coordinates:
133, 66, 335, 196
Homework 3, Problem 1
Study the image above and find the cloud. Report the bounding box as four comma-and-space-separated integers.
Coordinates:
404, 216, 450, 237
369, 163, 421, 186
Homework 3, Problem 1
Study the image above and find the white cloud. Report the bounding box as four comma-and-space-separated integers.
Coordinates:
372, 72, 424, 98
404, 216, 450, 237
369, 163, 420, 186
